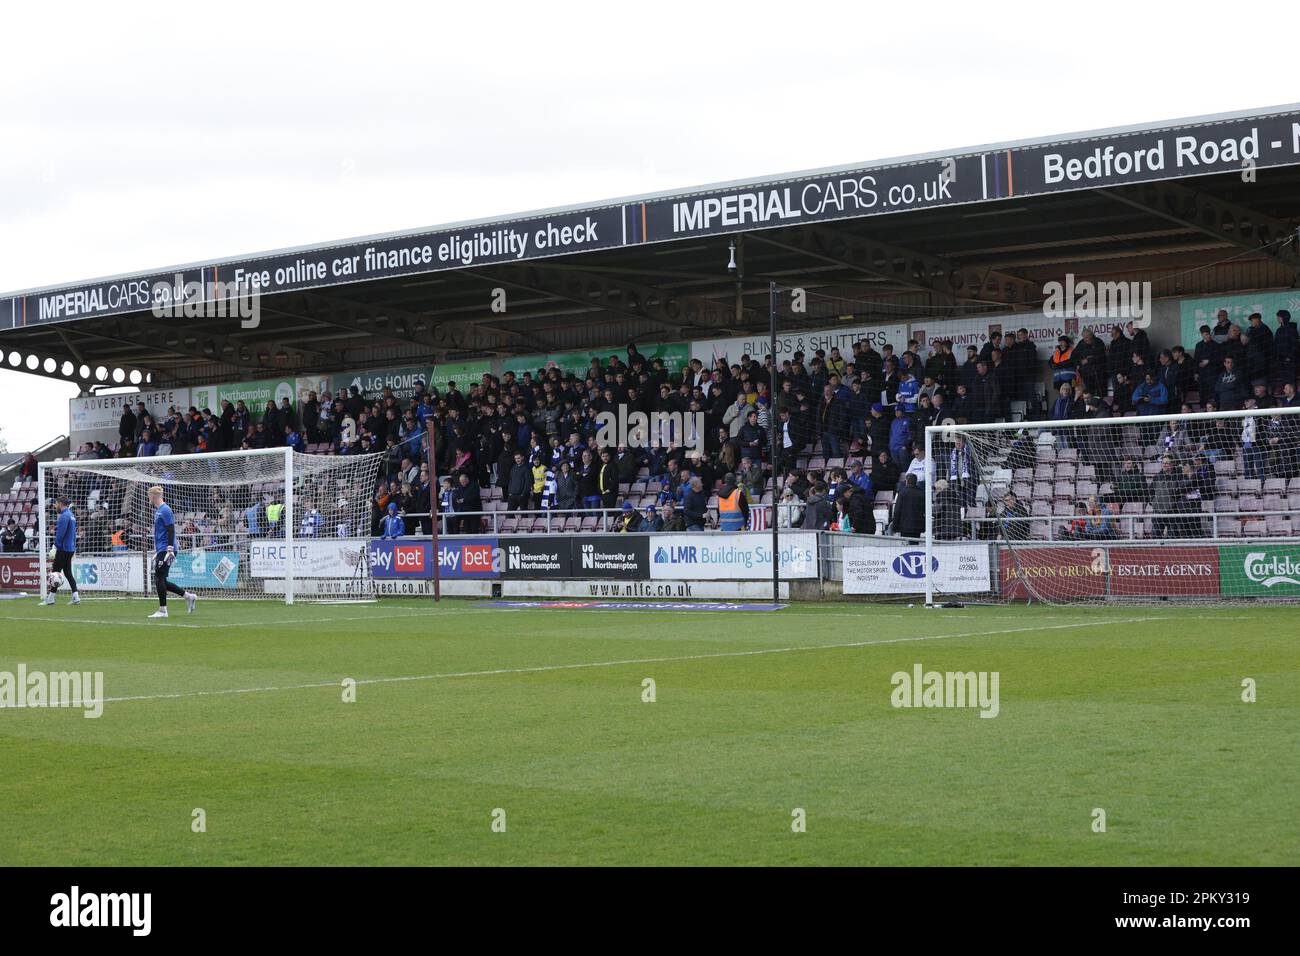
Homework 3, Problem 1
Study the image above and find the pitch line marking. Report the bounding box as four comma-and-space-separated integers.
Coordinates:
95, 617, 1167, 705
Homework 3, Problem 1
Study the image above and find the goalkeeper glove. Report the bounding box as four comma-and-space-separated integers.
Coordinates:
163, 546, 176, 567
48, 546, 57, 560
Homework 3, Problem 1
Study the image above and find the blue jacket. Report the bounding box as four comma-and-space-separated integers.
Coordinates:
1132, 380, 1168, 415
55, 508, 76, 552
381, 513, 405, 538
889, 417, 912, 454
896, 377, 920, 412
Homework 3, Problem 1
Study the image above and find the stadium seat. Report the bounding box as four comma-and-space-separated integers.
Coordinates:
1266, 516, 1292, 536
1242, 519, 1268, 537
1263, 478, 1288, 495
1237, 478, 1263, 495
1263, 495, 1285, 512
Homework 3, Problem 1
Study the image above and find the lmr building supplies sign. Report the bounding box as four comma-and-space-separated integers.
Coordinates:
649, 533, 818, 580
842, 544, 992, 595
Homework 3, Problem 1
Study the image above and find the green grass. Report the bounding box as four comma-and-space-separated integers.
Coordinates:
0, 597, 1295, 865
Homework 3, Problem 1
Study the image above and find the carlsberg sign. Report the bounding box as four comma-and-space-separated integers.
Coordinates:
1220, 546, 1300, 596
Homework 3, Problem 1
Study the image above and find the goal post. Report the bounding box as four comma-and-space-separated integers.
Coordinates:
923, 406, 1300, 605
38, 447, 386, 603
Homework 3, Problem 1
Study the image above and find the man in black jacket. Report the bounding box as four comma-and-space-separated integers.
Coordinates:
890, 475, 925, 539
450, 472, 482, 534
843, 484, 875, 536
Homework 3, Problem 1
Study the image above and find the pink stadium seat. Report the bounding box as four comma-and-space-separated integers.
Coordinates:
1037, 447, 1056, 463
580, 517, 599, 532
1053, 481, 1075, 499
1217, 477, 1239, 495
1238, 495, 1263, 513
1263, 478, 1287, 495
1212, 496, 1235, 513
1238, 478, 1262, 494
1263, 495, 1286, 512
874, 491, 894, 506
1033, 464, 1053, 480
1031, 501, 1052, 517
1242, 519, 1268, 537
1218, 518, 1242, 537
1056, 448, 1078, 462
1031, 482, 1052, 500
1054, 463, 1077, 480
1266, 516, 1292, 536
1214, 459, 1237, 477
1076, 481, 1098, 498
1288, 493, 1300, 511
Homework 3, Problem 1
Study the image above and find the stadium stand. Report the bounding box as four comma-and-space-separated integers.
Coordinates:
22, 316, 1300, 552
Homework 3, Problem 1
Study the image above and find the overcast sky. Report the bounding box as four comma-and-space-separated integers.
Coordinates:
1, 0, 1294, 451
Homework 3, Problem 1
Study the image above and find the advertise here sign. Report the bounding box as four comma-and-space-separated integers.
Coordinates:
69, 387, 191, 443
649, 533, 818, 580
842, 544, 991, 594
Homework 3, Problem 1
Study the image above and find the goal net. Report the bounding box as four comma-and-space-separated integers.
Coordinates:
922, 406, 1300, 604
38, 448, 385, 603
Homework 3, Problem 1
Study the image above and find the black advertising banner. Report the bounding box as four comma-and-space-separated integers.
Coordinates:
570, 536, 648, 579
498, 535, 649, 579
7, 108, 1299, 329
500, 536, 572, 579
4, 206, 624, 328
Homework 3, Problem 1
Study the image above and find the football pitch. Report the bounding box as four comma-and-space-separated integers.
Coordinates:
0, 598, 1295, 866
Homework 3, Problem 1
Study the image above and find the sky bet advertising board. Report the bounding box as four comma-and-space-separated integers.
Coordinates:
367, 537, 500, 579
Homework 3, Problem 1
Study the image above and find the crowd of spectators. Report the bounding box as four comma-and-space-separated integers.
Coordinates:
37, 307, 1300, 544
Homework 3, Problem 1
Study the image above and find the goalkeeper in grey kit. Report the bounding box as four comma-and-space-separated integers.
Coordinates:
148, 485, 197, 619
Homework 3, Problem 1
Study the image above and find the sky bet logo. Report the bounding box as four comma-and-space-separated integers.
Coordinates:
439, 541, 493, 572
392, 544, 425, 573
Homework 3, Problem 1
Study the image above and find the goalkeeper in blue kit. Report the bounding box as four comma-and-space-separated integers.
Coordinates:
148, 485, 197, 619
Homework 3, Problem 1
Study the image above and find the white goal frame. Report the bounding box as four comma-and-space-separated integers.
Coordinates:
923, 405, 1300, 606
40, 446, 304, 604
